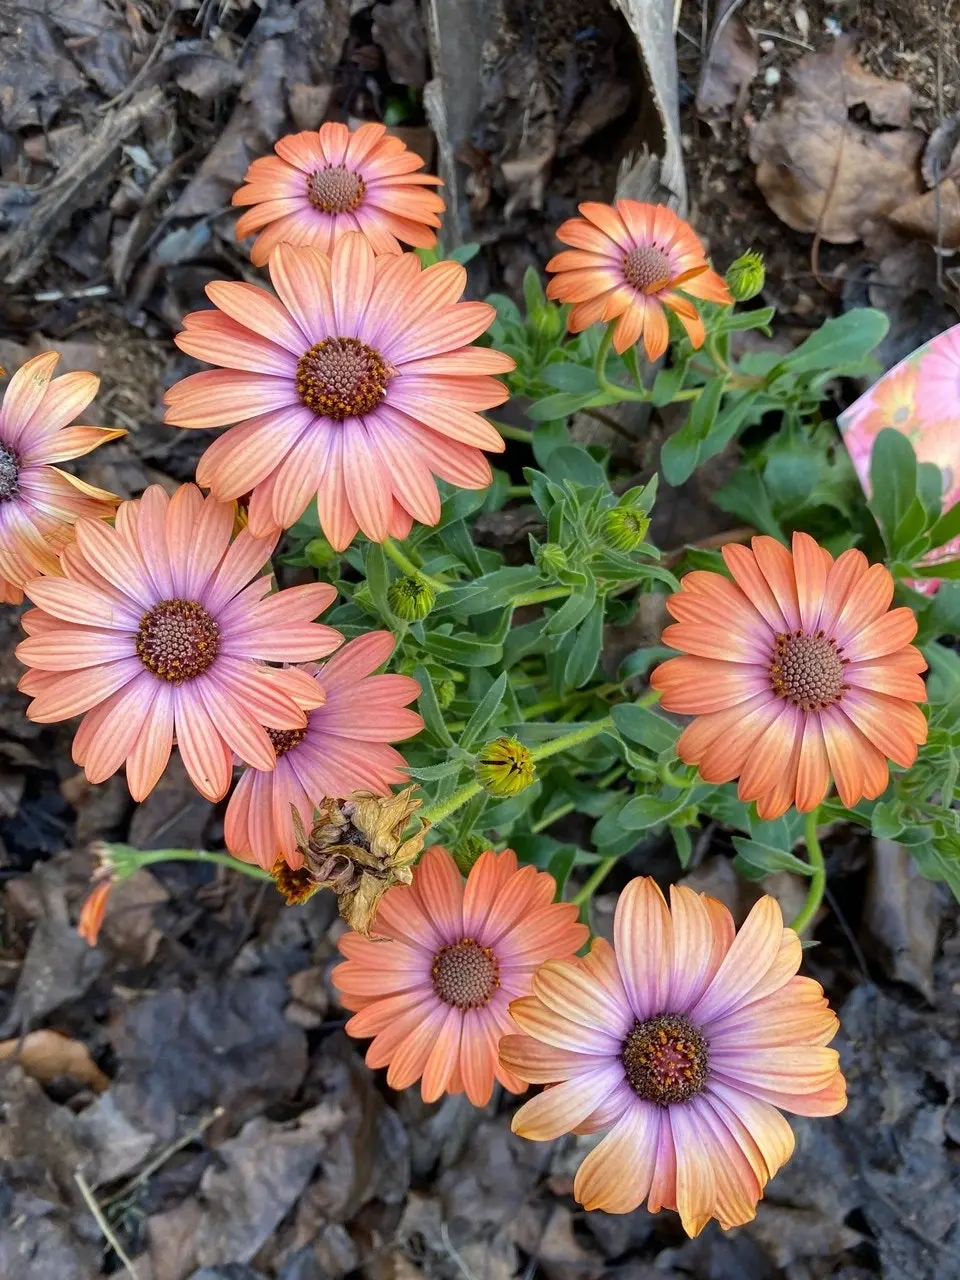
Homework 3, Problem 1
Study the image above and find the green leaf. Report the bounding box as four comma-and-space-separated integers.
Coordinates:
870, 428, 918, 554
547, 846, 578, 899
540, 362, 598, 393
438, 518, 484, 575
660, 377, 727, 486
522, 265, 546, 316
526, 391, 598, 422
714, 306, 776, 334
611, 704, 677, 755
486, 292, 522, 327
731, 837, 815, 877
618, 646, 673, 679
544, 577, 597, 636
564, 600, 604, 688
871, 798, 905, 840
670, 823, 693, 868
909, 840, 960, 902
363, 543, 391, 618
458, 672, 508, 751
414, 666, 455, 746
544, 444, 608, 488
910, 558, 960, 579
620, 791, 691, 830
713, 471, 784, 539
449, 242, 480, 264
770, 308, 888, 380
422, 632, 504, 666
929, 498, 960, 550
651, 361, 689, 407
917, 462, 944, 525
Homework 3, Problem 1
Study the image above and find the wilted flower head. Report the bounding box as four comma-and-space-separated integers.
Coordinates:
476, 736, 536, 796
334, 845, 588, 1104
546, 200, 731, 359
17, 485, 342, 802
224, 632, 422, 871
232, 121, 445, 266
165, 237, 514, 549
651, 532, 927, 817
502, 877, 845, 1233
0, 353, 124, 603
287, 787, 426, 932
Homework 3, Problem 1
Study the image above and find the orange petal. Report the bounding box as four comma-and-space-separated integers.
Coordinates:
722, 543, 792, 632
794, 714, 831, 812
843, 607, 918, 662
751, 536, 801, 631
650, 655, 769, 715
670, 1105, 718, 1237
737, 704, 802, 802
791, 531, 828, 633
573, 1101, 660, 1214
838, 689, 927, 768
818, 707, 866, 809
817, 548, 868, 635
510, 1065, 626, 1140
614, 876, 671, 1020
832, 563, 894, 649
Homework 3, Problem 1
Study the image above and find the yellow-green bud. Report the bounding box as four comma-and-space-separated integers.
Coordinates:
387, 574, 435, 621
435, 678, 456, 710
475, 736, 537, 797
600, 508, 650, 554
304, 537, 339, 569
452, 835, 489, 875
725, 251, 765, 302
535, 542, 568, 577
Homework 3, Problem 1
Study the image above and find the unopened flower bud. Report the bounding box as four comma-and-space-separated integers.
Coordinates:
388, 574, 435, 621
436, 678, 456, 710
453, 835, 489, 875
476, 737, 537, 797
600, 508, 650, 554
305, 537, 339, 569
725, 251, 765, 302
535, 542, 568, 577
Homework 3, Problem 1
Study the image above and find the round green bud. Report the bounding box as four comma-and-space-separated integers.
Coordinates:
475, 736, 537, 798
600, 508, 650, 554
304, 537, 339, 570
725, 251, 765, 302
535, 542, 568, 577
387, 574, 436, 621
435, 678, 457, 710
452, 835, 489, 876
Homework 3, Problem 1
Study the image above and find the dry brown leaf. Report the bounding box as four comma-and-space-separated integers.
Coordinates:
0, 1029, 109, 1092
749, 36, 924, 243
889, 178, 960, 249
695, 13, 759, 131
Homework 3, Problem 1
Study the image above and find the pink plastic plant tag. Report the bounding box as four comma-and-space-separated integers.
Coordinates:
837, 322, 960, 590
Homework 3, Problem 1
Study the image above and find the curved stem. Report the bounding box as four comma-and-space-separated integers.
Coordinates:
105, 845, 273, 881
593, 324, 650, 403
571, 856, 617, 907
421, 780, 483, 829
789, 808, 826, 936
382, 537, 448, 590
490, 419, 534, 444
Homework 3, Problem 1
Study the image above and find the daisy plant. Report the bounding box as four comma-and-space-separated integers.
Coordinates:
17, 120, 959, 1238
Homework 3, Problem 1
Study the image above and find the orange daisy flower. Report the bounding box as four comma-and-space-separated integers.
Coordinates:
545, 200, 732, 360
502, 877, 845, 1234
0, 352, 124, 604
333, 846, 588, 1106
16, 484, 342, 802
232, 122, 445, 267
164, 236, 513, 548
650, 532, 927, 818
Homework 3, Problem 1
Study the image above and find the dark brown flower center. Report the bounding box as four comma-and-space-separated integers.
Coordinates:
295, 337, 390, 421
432, 938, 500, 1010
270, 857, 320, 905
0, 443, 19, 502
267, 726, 308, 757
622, 1014, 709, 1105
622, 245, 672, 293
135, 599, 219, 683
770, 630, 846, 711
306, 165, 366, 214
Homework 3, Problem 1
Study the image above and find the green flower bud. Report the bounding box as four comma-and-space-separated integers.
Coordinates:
452, 835, 489, 875
533, 303, 565, 342
435, 678, 457, 710
304, 537, 339, 570
725, 251, 765, 302
476, 737, 537, 797
387, 574, 435, 621
600, 508, 650, 554
535, 542, 568, 577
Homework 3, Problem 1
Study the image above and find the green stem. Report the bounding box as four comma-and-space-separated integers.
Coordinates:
382, 537, 448, 590
507, 484, 531, 499
659, 765, 692, 788
421, 780, 484, 829
105, 844, 272, 881
571, 856, 617, 906
512, 585, 572, 608
491, 420, 534, 444
593, 323, 651, 403
533, 762, 626, 833
789, 808, 826, 936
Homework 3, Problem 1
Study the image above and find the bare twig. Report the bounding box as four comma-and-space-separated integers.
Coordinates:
98, 6, 177, 113
74, 1170, 140, 1279
102, 1106, 224, 1206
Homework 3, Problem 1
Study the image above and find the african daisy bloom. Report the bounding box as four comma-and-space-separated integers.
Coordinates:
650, 531, 927, 818
16, 484, 343, 802
232, 121, 445, 267
0, 352, 124, 604
333, 845, 588, 1106
164, 236, 513, 549
501, 877, 845, 1234
225, 630, 423, 871
546, 200, 732, 360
